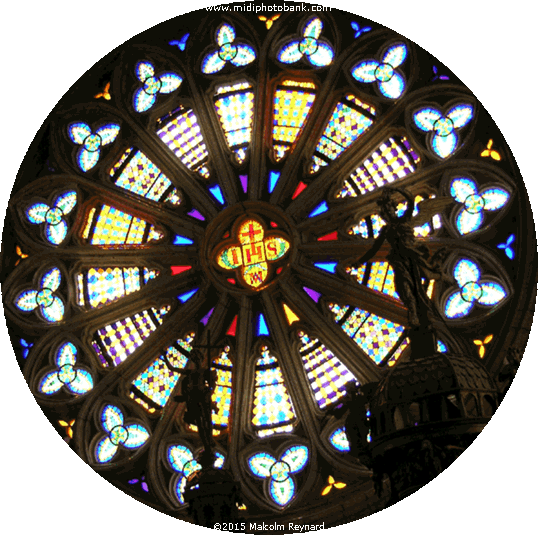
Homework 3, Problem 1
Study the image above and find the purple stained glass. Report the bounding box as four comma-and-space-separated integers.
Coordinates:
187, 209, 205, 221
303, 286, 321, 302
200, 307, 215, 325
240, 175, 248, 193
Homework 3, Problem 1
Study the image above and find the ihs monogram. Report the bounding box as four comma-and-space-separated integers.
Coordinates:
216, 217, 290, 289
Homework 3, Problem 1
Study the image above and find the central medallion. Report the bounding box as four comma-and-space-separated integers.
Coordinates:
216, 217, 290, 288
202, 203, 294, 293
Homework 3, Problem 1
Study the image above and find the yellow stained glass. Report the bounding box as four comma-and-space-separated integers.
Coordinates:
283, 303, 299, 325
216, 216, 290, 289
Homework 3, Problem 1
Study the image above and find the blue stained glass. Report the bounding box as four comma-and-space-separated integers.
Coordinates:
268, 171, 280, 193
498, 234, 515, 259
174, 235, 194, 245
257, 313, 270, 336
209, 185, 225, 205
178, 289, 198, 303
20, 338, 33, 358
437, 340, 448, 352
309, 201, 329, 217
329, 428, 350, 452
314, 262, 337, 273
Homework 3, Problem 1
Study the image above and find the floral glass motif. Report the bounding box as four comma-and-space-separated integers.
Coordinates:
216, 217, 290, 289
277, 16, 334, 67
351, 42, 408, 99
201, 23, 256, 74
413, 103, 474, 159
248, 445, 309, 507
15, 267, 65, 323
498, 234, 516, 260
95, 404, 149, 463
167, 444, 225, 504
133, 61, 182, 113
450, 177, 510, 235
444, 259, 507, 319
38, 342, 93, 396
25, 191, 77, 245
110, 148, 181, 205
68, 122, 120, 171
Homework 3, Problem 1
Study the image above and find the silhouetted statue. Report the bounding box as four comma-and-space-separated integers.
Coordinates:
174, 355, 217, 468
357, 187, 452, 356
330, 382, 373, 468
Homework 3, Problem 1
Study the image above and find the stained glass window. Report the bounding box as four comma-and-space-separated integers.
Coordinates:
298, 331, 358, 409
310, 94, 376, 173
110, 148, 181, 205
76, 266, 159, 308
272, 80, 316, 161
156, 106, 210, 178
82, 204, 164, 246
336, 137, 419, 198
214, 82, 254, 164
91, 306, 170, 367
211, 347, 233, 430
129, 334, 194, 413
252, 347, 296, 436
4, 8, 528, 527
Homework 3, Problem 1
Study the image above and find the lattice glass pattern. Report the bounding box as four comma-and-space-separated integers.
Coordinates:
347, 262, 400, 300
111, 148, 181, 205
76, 267, 159, 308
298, 332, 357, 409
272, 80, 316, 161
212, 349, 233, 429
329, 303, 406, 365
252, 348, 296, 436
91, 306, 170, 367
129, 334, 194, 412
214, 82, 254, 163
156, 106, 209, 177
310, 94, 375, 173
83, 204, 163, 246
336, 136, 420, 197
